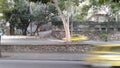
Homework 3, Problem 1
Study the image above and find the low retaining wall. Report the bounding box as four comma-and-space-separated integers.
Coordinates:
52, 30, 120, 41
1, 44, 95, 53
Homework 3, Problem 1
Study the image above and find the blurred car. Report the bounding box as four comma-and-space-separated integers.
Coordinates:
85, 44, 120, 68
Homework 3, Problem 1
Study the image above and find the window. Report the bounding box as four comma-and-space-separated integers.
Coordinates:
101, 28, 106, 31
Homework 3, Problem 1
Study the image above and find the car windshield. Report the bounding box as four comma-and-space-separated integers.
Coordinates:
95, 46, 120, 52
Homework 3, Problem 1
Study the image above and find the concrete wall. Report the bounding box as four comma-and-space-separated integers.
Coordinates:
1, 44, 95, 53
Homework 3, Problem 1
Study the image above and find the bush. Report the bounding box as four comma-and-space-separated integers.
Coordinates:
72, 34, 80, 37
99, 33, 110, 41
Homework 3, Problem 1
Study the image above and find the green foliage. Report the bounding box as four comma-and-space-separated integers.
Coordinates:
29, 0, 51, 3
111, 3, 120, 13
0, 0, 13, 20
90, 0, 119, 6
48, 4, 58, 16
32, 2, 56, 26
30, 0, 79, 5
112, 0, 120, 3
58, 0, 65, 11
72, 34, 80, 37
72, 0, 79, 6
73, 3, 90, 22
4, 0, 34, 35
81, 5, 90, 12
100, 33, 109, 37
99, 33, 110, 41
89, 0, 98, 6
73, 13, 87, 22
98, 0, 111, 5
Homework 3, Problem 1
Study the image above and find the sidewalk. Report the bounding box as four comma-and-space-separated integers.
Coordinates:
0, 53, 88, 61
2, 36, 120, 45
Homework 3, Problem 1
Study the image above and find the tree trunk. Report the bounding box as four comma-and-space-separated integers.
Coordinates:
53, 0, 71, 42
34, 24, 40, 36
64, 23, 71, 42
10, 25, 15, 35
30, 23, 33, 36
22, 29, 27, 35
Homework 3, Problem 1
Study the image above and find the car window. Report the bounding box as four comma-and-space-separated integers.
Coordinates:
110, 47, 120, 52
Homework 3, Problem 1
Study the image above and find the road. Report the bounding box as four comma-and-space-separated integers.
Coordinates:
0, 36, 90, 68
0, 60, 89, 68
0, 36, 118, 68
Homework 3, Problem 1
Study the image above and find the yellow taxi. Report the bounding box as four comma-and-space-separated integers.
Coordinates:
85, 44, 120, 68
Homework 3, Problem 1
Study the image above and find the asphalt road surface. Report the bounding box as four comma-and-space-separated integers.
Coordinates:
0, 60, 89, 68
